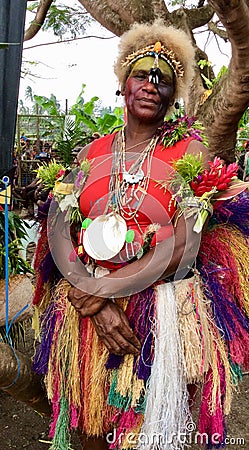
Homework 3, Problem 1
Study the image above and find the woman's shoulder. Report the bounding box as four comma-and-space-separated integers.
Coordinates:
77, 133, 117, 162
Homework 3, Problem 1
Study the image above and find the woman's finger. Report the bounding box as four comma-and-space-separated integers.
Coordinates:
92, 315, 140, 354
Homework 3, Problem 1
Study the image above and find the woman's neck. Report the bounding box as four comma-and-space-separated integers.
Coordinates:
124, 121, 162, 152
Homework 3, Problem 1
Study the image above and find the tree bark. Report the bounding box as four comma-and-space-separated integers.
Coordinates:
198, 0, 249, 161
179, 4, 214, 30
77, 0, 171, 35
0, 343, 50, 415
0, 275, 33, 326
24, 0, 53, 41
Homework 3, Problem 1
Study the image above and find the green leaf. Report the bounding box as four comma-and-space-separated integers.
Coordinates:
200, 74, 213, 89
173, 153, 204, 183
83, 97, 99, 115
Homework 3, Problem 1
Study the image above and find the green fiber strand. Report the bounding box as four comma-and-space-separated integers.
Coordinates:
49, 397, 70, 450
230, 361, 243, 385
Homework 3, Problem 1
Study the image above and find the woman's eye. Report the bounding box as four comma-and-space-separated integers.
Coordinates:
134, 73, 147, 80
135, 74, 146, 80
159, 78, 170, 86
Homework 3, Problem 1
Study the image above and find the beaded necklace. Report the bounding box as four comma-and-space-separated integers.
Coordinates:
82, 116, 205, 261
106, 127, 158, 221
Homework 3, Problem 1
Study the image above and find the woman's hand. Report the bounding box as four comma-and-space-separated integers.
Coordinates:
68, 286, 106, 317
91, 301, 141, 355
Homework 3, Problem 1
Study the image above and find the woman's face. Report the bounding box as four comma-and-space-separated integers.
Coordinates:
123, 57, 175, 124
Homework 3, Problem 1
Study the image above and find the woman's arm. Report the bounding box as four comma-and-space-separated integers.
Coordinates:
69, 140, 210, 308
68, 140, 210, 354
68, 205, 203, 309
68, 210, 202, 355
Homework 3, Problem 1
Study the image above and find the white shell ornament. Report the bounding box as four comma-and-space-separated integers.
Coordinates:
123, 169, 144, 184
83, 212, 127, 260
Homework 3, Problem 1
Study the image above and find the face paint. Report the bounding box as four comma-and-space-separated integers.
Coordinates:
129, 56, 174, 86
124, 56, 175, 125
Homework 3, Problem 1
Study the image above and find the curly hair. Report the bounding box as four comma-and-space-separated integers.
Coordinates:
114, 20, 195, 105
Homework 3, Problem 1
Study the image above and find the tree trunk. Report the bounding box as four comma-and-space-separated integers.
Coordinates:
197, 0, 249, 161
0, 275, 33, 326
0, 343, 50, 416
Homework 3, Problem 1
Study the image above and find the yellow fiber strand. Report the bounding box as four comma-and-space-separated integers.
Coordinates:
224, 228, 249, 316
32, 306, 40, 340
39, 282, 53, 312
215, 334, 233, 416
116, 354, 134, 397
175, 276, 212, 383
206, 315, 232, 416
82, 295, 130, 436
32, 283, 52, 338
45, 356, 54, 400
87, 327, 110, 435
175, 275, 232, 416
63, 301, 81, 407
81, 319, 95, 430
131, 376, 145, 408
209, 331, 220, 415
45, 279, 81, 410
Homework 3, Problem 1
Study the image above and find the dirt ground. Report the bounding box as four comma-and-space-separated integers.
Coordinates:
1, 207, 248, 449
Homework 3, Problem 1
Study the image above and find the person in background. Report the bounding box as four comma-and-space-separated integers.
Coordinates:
21, 139, 31, 160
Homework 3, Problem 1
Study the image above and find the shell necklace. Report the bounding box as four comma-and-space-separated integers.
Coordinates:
108, 127, 158, 220
83, 128, 158, 261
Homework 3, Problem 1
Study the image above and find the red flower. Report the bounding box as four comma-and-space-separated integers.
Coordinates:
56, 169, 66, 179
190, 157, 238, 197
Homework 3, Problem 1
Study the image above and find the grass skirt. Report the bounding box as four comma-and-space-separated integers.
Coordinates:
33, 275, 235, 450
32, 193, 249, 449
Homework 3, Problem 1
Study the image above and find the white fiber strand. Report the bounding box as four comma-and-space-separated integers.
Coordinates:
137, 283, 192, 450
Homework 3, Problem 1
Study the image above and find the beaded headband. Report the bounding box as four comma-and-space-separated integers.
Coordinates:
122, 41, 184, 79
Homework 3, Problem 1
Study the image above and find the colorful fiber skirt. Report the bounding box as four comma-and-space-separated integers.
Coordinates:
32, 193, 249, 450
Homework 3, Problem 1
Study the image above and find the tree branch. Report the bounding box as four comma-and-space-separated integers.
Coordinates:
105, 0, 155, 25
184, 4, 215, 30
78, 0, 171, 36
24, 0, 54, 41
24, 34, 115, 50
77, 0, 128, 35
200, 0, 249, 160
150, 0, 171, 23
208, 21, 228, 41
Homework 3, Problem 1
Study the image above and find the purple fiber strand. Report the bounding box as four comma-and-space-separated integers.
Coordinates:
126, 287, 155, 381
105, 287, 156, 379
106, 354, 124, 369
39, 251, 56, 283
214, 192, 249, 235
32, 302, 56, 375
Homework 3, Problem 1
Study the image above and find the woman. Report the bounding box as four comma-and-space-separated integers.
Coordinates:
33, 21, 249, 450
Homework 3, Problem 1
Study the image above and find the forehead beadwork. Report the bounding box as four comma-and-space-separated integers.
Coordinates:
122, 41, 184, 79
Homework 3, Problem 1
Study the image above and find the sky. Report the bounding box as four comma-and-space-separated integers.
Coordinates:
19, 4, 231, 112
19, 12, 121, 111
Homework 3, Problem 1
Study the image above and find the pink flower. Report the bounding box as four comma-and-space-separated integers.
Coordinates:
56, 169, 65, 179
